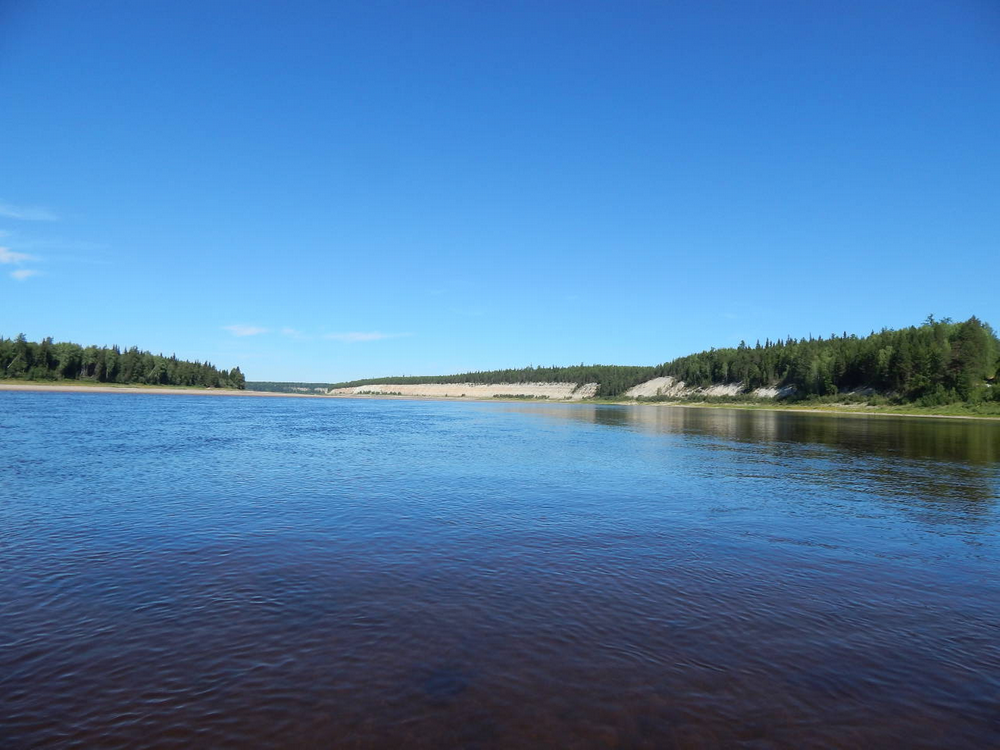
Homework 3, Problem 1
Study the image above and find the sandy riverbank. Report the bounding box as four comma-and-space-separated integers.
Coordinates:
328, 381, 599, 400
0, 383, 325, 398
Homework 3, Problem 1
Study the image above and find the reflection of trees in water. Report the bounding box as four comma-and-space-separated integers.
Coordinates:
504, 404, 1000, 517
524, 404, 1000, 464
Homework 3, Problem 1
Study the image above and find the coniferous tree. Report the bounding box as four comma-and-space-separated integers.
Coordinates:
0, 335, 246, 389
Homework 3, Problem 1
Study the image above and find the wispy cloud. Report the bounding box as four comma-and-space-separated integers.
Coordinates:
323, 331, 408, 343
0, 246, 36, 264
223, 326, 407, 342
10, 238, 108, 253
10, 269, 40, 281
0, 201, 59, 221
281, 327, 312, 341
223, 324, 270, 337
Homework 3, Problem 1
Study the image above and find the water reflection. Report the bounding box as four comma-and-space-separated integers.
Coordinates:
514, 404, 1000, 463
504, 403, 1000, 513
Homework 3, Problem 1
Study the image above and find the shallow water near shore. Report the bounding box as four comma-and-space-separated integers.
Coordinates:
2, 393, 998, 748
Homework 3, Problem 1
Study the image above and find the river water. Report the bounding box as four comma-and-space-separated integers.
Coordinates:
2, 393, 998, 748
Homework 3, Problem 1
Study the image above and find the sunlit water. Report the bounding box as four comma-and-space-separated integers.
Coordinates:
2, 393, 998, 748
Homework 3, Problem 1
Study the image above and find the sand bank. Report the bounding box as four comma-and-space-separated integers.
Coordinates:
0, 383, 323, 398
328, 382, 599, 400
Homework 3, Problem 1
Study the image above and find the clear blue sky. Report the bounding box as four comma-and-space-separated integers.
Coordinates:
2, 1, 998, 382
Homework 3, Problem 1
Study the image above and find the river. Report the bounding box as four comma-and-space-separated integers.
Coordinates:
2, 393, 997, 748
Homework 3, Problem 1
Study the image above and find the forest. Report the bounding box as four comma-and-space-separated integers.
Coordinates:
652, 316, 998, 405
324, 317, 1000, 405
0, 334, 246, 389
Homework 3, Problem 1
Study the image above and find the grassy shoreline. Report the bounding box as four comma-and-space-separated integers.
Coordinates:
602, 398, 1000, 420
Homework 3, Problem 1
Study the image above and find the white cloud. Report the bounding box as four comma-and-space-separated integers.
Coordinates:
281, 327, 310, 340
223, 324, 270, 337
11, 238, 107, 252
0, 246, 35, 264
0, 201, 58, 221
10, 269, 40, 281
323, 331, 408, 343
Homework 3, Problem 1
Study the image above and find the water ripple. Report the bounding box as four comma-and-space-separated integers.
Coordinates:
1, 394, 998, 748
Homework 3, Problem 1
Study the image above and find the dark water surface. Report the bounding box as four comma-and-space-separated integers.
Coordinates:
2, 393, 998, 748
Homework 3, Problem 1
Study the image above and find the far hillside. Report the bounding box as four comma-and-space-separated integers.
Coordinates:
327, 365, 654, 399
326, 316, 999, 407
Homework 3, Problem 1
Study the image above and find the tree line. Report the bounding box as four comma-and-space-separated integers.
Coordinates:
321, 316, 999, 404
653, 316, 999, 405
247, 381, 329, 394
0, 334, 246, 389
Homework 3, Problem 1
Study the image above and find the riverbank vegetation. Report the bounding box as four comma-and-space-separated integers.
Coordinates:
0, 334, 245, 389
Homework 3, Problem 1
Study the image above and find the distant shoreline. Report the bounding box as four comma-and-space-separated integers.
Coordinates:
4, 382, 998, 420
0, 383, 324, 398
325, 391, 1000, 421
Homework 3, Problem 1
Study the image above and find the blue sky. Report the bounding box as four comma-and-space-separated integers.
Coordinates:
2, 1, 998, 382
